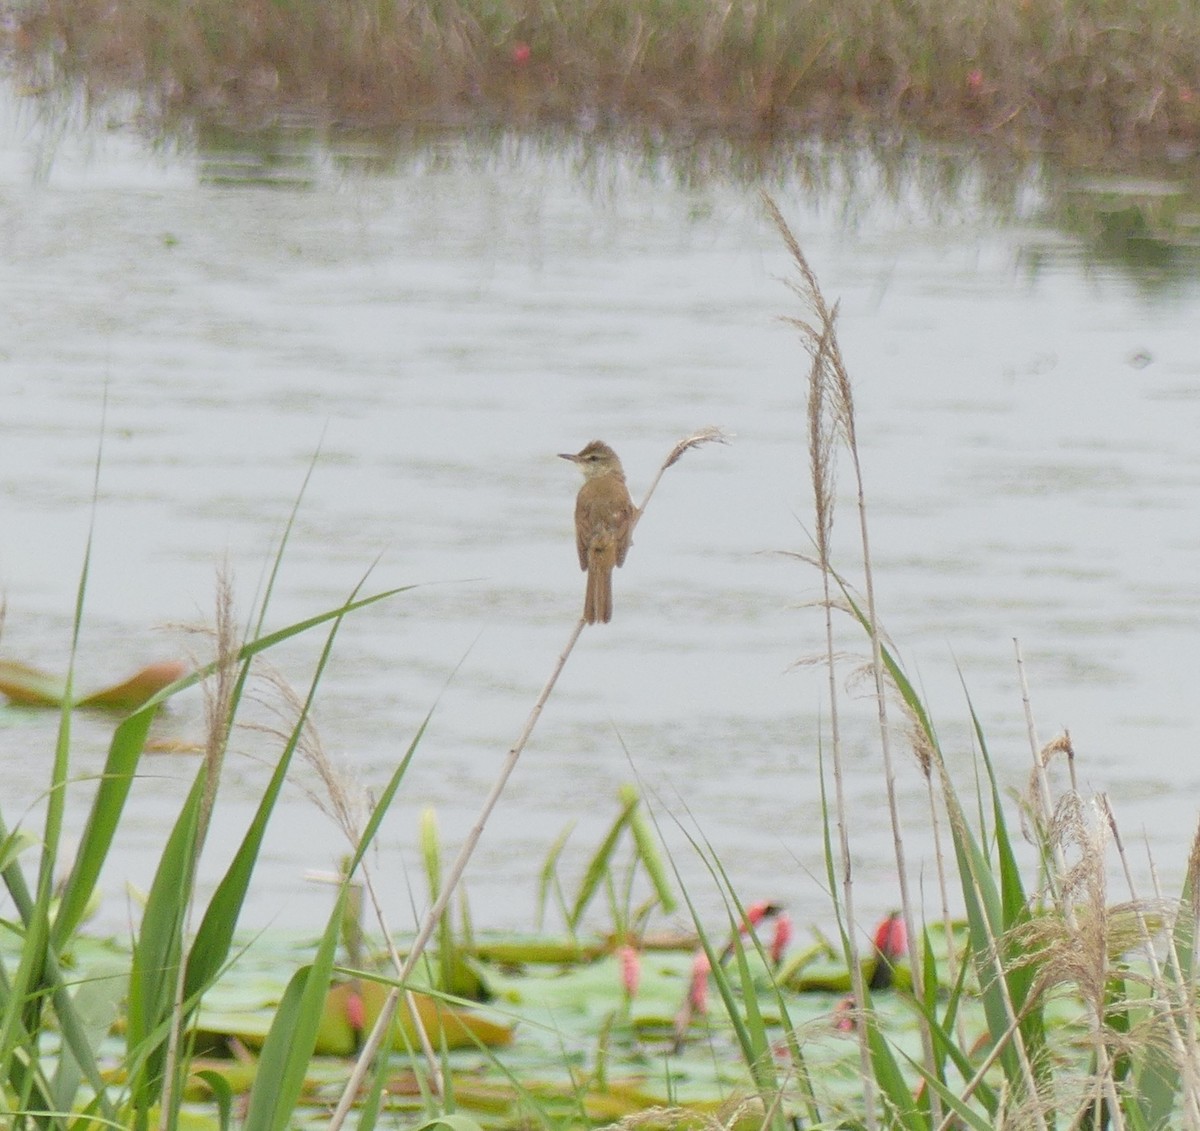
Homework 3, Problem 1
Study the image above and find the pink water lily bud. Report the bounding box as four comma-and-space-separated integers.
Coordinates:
618, 944, 641, 999
743, 900, 771, 929
689, 950, 711, 1013
833, 994, 857, 1032
770, 913, 793, 965
873, 912, 907, 961
345, 988, 365, 1032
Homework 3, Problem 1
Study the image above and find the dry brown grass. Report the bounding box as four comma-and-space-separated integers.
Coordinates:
9, 0, 1200, 160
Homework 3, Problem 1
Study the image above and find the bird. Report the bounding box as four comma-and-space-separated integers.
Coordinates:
559, 440, 635, 625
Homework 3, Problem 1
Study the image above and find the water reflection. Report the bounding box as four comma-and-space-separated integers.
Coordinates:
186, 109, 1200, 290
2, 81, 1200, 943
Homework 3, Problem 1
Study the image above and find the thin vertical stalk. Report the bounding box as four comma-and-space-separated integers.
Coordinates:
327, 430, 721, 1130
837, 336, 937, 1122
329, 622, 583, 1128
1016, 640, 1068, 907
809, 331, 876, 1128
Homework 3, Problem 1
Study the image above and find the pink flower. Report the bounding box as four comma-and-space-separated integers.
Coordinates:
873, 912, 907, 961
743, 900, 771, 929
618, 944, 641, 1000
344, 988, 365, 1032
770, 913, 793, 966
512, 42, 531, 66
967, 69, 984, 91
833, 995, 857, 1032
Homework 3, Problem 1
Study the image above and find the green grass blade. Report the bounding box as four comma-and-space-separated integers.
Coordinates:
354, 1026, 395, 1131
126, 772, 204, 1117
241, 944, 339, 1131
50, 966, 125, 1117
415, 1117, 487, 1131
965, 698, 1046, 1075
567, 789, 639, 931
535, 822, 574, 933
865, 1019, 925, 1130
249, 439, 325, 642
2, 425, 105, 1122
118, 585, 415, 726
905, 1057, 996, 1131
0, 836, 114, 1118
194, 1069, 234, 1131
52, 704, 161, 946
421, 807, 442, 903
727, 930, 777, 1095
626, 789, 676, 915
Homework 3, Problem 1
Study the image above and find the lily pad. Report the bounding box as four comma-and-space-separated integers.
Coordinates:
0, 657, 188, 711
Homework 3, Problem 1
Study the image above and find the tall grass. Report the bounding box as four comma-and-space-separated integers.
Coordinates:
12, 0, 1200, 160
0, 440, 413, 1128
762, 192, 1200, 1130
0, 427, 722, 1129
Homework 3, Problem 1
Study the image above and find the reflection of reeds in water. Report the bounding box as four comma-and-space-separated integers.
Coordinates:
11, 0, 1200, 159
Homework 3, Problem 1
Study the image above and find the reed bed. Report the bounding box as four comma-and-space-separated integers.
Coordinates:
10, 0, 1200, 161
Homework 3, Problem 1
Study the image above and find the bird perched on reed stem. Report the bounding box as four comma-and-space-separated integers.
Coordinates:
559, 440, 635, 625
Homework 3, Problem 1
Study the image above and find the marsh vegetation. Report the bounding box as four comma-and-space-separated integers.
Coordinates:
9, 0, 1200, 164
3, 202, 1200, 1128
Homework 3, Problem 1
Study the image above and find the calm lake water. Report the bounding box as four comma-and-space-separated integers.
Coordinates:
3, 84, 1200, 945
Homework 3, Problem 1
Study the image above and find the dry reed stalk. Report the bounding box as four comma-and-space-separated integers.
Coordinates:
1014, 699, 1131, 1124
765, 189, 949, 1124
326, 428, 724, 1131
1145, 820, 1200, 1129
937, 760, 1052, 1131
829, 284, 937, 1125
906, 711, 971, 1050
160, 569, 240, 1130
771, 206, 884, 1125
1103, 798, 1200, 1129
1016, 641, 1072, 910
763, 192, 875, 1125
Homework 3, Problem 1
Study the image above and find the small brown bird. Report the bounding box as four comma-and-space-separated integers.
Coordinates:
559, 440, 635, 625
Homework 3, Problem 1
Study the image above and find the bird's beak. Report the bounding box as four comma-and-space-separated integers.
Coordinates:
558, 452, 579, 462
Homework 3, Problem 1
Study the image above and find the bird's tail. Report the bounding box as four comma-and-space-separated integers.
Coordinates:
584, 565, 613, 624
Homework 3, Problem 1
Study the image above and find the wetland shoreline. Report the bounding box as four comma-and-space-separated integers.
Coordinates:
8, 0, 1200, 167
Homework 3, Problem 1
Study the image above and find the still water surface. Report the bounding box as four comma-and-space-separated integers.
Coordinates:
3, 89, 1200, 942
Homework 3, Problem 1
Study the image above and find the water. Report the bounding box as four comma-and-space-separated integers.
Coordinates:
3, 87, 1200, 945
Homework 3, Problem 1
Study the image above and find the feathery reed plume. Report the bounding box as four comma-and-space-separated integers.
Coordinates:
161, 568, 240, 1126
247, 666, 447, 1094
327, 428, 722, 1131
1019, 729, 1079, 906
250, 666, 368, 846
200, 568, 238, 835
765, 192, 874, 1121
1016, 644, 1079, 913
632, 426, 729, 539
767, 190, 943, 1122
1033, 773, 1120, 1128
1103, 793, 1200, 1128
1186, 818, 1200, 927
